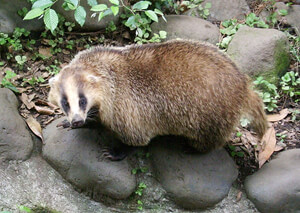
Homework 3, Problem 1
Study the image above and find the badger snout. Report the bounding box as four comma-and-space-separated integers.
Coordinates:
71, 114, 84, 128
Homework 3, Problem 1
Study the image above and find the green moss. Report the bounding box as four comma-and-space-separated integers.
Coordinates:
31, 206, 61, 213
261, 39, 290, 85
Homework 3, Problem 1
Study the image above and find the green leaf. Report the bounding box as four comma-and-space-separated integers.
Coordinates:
74, 6, 86, 26
91, 4, 108, 11
132, 1, 151, 10
205, 2, 212, 9
43, 8, 58, 33
125, 16, 137, 29
228, 145, 235, 151
236, 132, 242, 137
159, 30, 167, 38
32, 0, 54, 9
87, 0, 98, 6
240, 117, 250, 127
111, 6, 119, 16
109, 0, 119, 5
145, 10, 158, 22
154, 8, 163, 15
5, 70, 17, 79
66, 0, 78, 7
23, 8, 44, 20
18, 206, 32, 213
278, 9, 288, 16
236, 152, 244, 157
98, 12, 104, 21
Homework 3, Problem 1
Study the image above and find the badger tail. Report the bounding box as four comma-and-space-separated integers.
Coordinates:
243, 87, 268, 139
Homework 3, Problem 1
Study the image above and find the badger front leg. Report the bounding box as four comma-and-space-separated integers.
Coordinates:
102, 132, 151, 161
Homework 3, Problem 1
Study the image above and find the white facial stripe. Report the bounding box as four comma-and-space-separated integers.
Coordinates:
64, 78, 80, 117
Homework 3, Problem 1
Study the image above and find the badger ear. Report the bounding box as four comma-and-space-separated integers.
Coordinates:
49, 75, 58, 86
87, 74, 101, 83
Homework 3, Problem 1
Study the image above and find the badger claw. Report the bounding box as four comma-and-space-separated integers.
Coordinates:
56, 119, 71, 128
101, 146, 128, 161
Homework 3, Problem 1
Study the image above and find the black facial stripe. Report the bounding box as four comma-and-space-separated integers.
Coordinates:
79, 93, 87, 111
61, 95, 70, 114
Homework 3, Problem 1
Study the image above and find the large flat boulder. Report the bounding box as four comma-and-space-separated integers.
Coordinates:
43, 117, 136, 200
151, 15, 220, 44
149, 137, 238, 209
227, 26, 290, 84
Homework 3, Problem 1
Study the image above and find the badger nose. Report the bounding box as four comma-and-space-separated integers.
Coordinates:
71, 115, 84, 128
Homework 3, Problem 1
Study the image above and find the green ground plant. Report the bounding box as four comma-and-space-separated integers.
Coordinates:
218, 13, 269, 49
0, 70, 19, 93
135, 182, 147, 210
280, 71, 300, 99
254, 76, 279, 112
181, 0, 211, 19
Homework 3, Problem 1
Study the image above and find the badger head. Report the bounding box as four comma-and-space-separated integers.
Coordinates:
48, 66, 102, 128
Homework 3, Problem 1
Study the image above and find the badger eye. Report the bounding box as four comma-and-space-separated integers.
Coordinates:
61, 96, 70, 114
79, 94, 87, 110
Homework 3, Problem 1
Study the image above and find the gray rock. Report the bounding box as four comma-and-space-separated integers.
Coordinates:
227, 26, 290, 84
42, 117, 136, 200
275, 3, 300, 35
52, 0, 120, 31
0, 88, 33, 162
185, 0, 250, 22
245, 149, 300, 213
0, 156, 112, 213
149, 137, 238, 209
151, 15, 220, 44
0, 0, 43, 34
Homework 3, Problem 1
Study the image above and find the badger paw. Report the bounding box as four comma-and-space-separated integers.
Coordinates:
102, 147, 128, 161
56, 119, 71, 129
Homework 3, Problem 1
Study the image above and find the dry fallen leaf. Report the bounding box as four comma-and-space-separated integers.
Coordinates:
39, 47, 52, 58
26, 116, 44, 143
236, 191, 242, 202
274, 145, 284, 152
34, 105, 55, 115
258, 125, 277, 168
20, 93, 35, 110
267, 108, 289, 122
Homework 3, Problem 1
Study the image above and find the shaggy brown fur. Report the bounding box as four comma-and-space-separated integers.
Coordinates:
48, 40, 268, 152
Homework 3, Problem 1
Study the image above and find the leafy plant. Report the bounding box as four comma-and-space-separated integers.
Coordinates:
280, 71, 300, 100
181, 0, 211, 19
46, 64, 61, 75
228, 145, 244, 157
135, 182, 147, 196
278, 9, 288, 16
290, 109, 299, 122
245, 13, 269, 28
276, 133, 287, 143
135, 182, 147, 210
218, 13, 269, 50
24, 0, 167, 43
15, 55, 27, 70
218, 19, 243, 49
254, 76, 279, 112
19, 205, 32, 213
132, 167, 148, 175
0, 70, 19, 93
22, 76, 45, 86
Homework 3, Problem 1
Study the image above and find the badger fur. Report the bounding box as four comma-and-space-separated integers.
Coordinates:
48, 40, 267, 153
